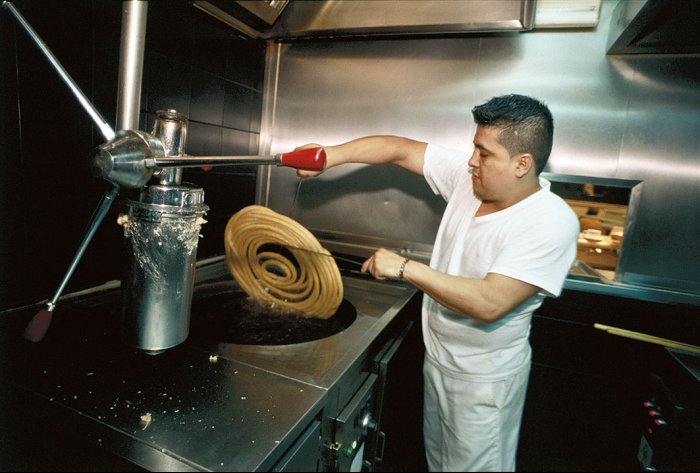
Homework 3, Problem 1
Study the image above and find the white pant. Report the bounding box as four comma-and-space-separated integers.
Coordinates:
423, 354, 531, 472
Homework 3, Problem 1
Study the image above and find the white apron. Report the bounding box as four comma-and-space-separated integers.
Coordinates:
422, 353, 531, 472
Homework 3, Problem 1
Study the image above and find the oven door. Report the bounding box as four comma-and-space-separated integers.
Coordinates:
330, 373, 379, 472
328, 316, 419, 472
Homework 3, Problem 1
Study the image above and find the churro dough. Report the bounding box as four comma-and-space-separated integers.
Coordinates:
224, 205, 343, 318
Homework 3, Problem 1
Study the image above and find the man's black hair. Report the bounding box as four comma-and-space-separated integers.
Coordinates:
471, 94, 554, 175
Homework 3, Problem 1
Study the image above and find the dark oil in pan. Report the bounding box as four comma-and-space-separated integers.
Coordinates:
189, 280, 357, 345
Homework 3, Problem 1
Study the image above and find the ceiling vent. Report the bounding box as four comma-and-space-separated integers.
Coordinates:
607, 0, 700, 54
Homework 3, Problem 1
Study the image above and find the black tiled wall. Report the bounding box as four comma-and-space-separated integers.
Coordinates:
0, 0, 265, 311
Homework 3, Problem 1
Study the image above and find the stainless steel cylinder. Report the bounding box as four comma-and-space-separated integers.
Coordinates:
120, 109, 207, 353
152, 109, 187, 185
120, 185, 208, 353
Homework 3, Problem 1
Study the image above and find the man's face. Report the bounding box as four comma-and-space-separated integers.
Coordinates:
468, 125, 518, 202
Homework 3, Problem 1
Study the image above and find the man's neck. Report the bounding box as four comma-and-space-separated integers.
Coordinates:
475, 180, 542, 216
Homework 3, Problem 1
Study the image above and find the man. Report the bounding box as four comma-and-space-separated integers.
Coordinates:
297, 94, 579, 471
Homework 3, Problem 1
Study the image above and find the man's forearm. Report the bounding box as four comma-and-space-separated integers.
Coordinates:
401, 259, 539, 323
325, 136, 426, 175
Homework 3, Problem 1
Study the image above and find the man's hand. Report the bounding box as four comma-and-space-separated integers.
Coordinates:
294, 143, 326, 178
361, 248, 406, 280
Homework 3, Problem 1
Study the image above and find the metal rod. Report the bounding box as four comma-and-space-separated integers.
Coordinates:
594, 323, 700, 354
2, 1, 116, 141
152, 155, 281, 168
116, 0, 148, 131
46, 185, 120, 310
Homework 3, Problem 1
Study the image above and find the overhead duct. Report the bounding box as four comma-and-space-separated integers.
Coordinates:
607, 0, 700, 54
193, 0, 289, 39
195, 0, 536, 40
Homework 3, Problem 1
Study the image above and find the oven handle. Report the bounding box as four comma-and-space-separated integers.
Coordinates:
374, 430, 386, 463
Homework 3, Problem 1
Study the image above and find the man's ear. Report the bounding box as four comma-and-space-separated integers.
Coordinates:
515, 153, 534, 177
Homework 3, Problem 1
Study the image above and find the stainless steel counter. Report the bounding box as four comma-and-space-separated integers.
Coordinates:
564, 277, 700, 306
0, 261, 418, 471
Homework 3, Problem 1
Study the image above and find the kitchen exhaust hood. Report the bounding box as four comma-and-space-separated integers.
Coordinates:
607, 0, 700, 54
194, 0, 536, 40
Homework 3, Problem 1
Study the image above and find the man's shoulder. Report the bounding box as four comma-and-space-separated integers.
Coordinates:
514, 191, 579, 236
539, 187, 574, 208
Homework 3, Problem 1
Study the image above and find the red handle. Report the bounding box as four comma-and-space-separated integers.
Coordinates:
279, 147, 326, 171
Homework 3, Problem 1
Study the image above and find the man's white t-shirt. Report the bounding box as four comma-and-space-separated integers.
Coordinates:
422, 144, 579, 378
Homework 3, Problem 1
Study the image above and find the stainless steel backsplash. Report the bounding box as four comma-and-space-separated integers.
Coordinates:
258, 0, 699, 294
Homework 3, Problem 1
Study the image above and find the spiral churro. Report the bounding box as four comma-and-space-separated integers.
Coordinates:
224, 205, 343, 318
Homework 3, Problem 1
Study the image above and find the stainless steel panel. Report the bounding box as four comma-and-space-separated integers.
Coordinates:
613, 56, 700, 291
259, 0, 700, 294
259, 37, 477, 249
266, 0, 536, 38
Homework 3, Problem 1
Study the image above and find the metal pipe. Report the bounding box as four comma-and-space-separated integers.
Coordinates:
46, 185, 120, 310
2, 1, 116, 140
152, 109, 185, 185
116, 0, 148, 131
152, 155, 280, 168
